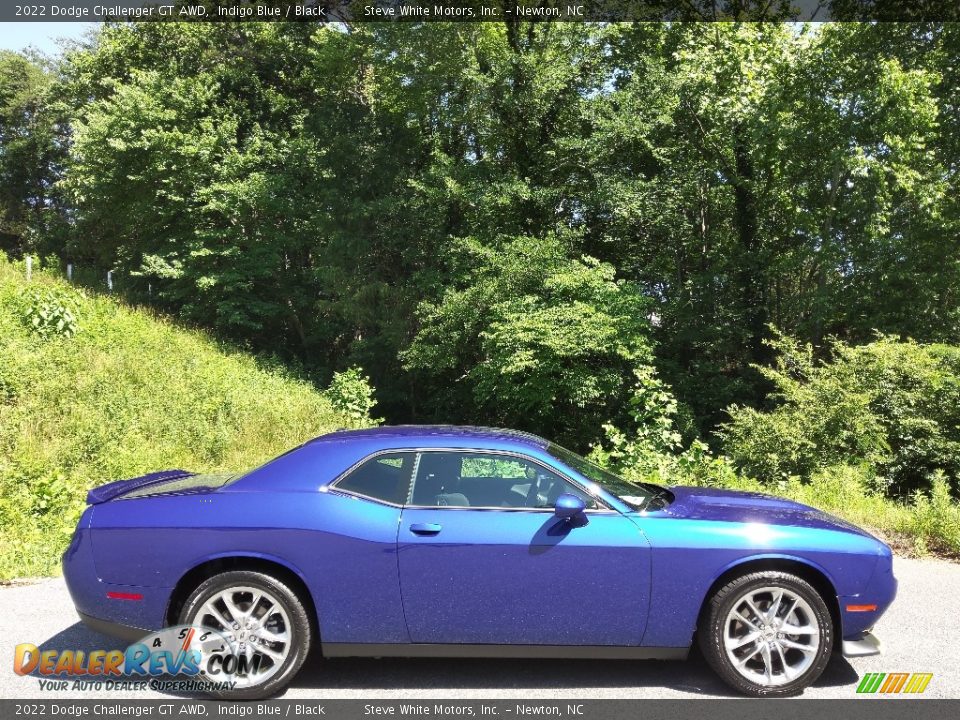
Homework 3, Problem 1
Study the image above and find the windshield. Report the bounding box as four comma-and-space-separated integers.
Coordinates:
546, 444, 662, 511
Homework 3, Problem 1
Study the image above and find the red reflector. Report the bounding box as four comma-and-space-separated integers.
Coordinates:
846, 604, 877, 612
106, 591, 143, 601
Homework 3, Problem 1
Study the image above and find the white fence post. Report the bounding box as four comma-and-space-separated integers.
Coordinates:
67, 263, 73, 282
25, 255, 32, 282
107, 270, 113, 292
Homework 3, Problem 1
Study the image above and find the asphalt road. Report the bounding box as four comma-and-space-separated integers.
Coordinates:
2, 555, 957, 700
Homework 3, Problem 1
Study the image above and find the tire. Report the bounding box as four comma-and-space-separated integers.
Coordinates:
178, 570, 312, 700
698, 571, 833, 697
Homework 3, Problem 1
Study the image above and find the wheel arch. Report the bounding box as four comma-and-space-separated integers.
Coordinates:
165, 553, 319, 641
695, 554, 842, 649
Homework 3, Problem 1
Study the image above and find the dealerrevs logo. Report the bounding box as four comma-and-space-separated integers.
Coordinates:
14, 625, 250, 692
856, 672, 934, 694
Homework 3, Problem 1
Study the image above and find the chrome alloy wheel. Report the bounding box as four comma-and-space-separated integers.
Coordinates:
191, 585, 292, 689
723, 585, 821, 687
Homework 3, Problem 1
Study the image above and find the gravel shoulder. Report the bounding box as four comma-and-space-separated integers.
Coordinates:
2, 555, 957, 700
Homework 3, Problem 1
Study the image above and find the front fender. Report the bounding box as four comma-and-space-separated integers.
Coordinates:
637, 515, 884, 647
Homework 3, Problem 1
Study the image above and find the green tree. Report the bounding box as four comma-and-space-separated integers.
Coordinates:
30, 21, 960, 450
0, 51, 67, 255
586, 24, 954, 430
722, 333, 960, 499
402, 235, 651, 444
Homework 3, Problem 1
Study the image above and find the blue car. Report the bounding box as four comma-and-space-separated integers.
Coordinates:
63, 426, 896, 699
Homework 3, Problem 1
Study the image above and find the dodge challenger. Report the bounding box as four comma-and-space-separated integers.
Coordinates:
63, 425, 896, 698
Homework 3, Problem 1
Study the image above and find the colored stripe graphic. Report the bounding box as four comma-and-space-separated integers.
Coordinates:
857, 673, 885, 693
904, 674, 933, 694
880, 673, 909, 693
856, 672, 932, 694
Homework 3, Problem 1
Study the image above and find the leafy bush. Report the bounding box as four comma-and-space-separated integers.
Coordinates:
909, 472, 960, 555
0, 257, 372, 579
589, 367, 747, 489
328, 367, 383, 428
21, 288, 80, 339
721, 332, 960, 499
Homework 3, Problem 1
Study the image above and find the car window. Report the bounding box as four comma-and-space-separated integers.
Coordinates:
335, 452, 416, 505
410, 451, 597, 510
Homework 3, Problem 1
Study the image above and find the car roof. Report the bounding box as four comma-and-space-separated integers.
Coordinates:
227, 425, 556, 495
310, 425, 550, 451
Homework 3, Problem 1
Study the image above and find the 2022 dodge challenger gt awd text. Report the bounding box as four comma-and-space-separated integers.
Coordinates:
63, 426, 896, 699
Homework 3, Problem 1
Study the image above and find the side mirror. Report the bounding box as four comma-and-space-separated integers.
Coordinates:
554, 493, 586, 520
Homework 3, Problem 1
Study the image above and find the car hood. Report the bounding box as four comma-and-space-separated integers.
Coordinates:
657, 485, 877, 539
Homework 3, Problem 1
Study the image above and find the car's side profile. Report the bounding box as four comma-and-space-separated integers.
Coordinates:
63, 426, 896, 699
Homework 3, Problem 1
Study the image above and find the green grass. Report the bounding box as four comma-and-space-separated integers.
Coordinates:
0, 257, 358, 580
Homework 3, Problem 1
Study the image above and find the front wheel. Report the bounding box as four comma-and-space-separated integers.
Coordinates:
179, 570, 312, 699
699, 571, 833, 697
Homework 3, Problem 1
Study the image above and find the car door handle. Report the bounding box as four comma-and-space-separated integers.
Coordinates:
409, 523, 442, 536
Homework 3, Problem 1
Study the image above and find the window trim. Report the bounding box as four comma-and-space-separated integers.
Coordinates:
406, 448, 617, 513
328, 447, 619, 513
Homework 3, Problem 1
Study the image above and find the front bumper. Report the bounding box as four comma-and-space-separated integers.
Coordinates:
842, 630, 882, 658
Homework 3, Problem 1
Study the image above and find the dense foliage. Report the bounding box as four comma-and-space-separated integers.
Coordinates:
0, 51, 68, 255
723, 334, 960, 498
1, 22, 960, 549
590, 348, 960, 556
0, 257, 367, 579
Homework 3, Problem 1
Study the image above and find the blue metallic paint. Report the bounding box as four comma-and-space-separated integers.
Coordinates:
554, 493, 586, 519
397, 506, 650, 645
63, 425, 897, 656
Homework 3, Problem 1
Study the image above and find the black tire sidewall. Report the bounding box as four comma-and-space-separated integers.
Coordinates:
699, 571, 834, 697
178, 570, 312, 700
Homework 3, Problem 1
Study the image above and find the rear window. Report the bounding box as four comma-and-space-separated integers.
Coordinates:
334, 452, 416, 505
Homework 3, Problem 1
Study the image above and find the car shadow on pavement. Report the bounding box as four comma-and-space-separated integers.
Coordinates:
286, 648, 862, 698
32, 622, 861, 699
36, 621, 129, 654
287, 654, 739, 697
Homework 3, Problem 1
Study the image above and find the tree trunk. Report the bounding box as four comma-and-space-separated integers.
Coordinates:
732, 131, 768, 367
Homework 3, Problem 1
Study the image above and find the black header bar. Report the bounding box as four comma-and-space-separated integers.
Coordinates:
1, 700, 959, 720
3, 1, 960, 24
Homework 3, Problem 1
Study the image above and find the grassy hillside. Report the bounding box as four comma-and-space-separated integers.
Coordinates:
0, 258, 358, 579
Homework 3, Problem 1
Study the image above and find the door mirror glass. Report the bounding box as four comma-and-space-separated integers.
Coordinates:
554, 493, 586, 519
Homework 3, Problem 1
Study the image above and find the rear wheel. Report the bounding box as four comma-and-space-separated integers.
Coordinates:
179, 570, 312, 699
699, 571, 833, 697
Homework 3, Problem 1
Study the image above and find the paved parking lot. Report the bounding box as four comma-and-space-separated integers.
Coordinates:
2, 555, 957, 699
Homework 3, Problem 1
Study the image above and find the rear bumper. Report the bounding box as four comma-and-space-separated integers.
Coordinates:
63, 507, 171, 632
77, 611, 149, 644
842, 630, 882, 658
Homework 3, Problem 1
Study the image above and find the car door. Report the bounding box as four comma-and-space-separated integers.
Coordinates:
319, 451, 417, 644
397, 450, 652, 646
